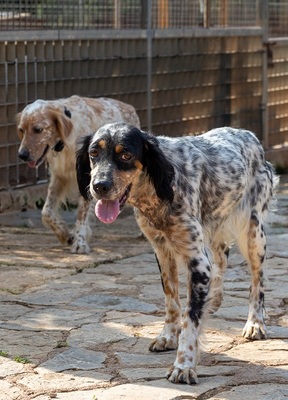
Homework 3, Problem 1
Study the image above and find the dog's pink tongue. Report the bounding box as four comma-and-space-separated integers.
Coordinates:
28, 161, 37, 168
95, 199, 120, 224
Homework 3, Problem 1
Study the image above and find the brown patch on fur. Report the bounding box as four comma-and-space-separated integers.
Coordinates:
168, 308, 180, 322
115, 144, 124, 153
177, 351, 185, 364
134, 160, 143, 170
98, 139, 106, 149
84, 98, 105, 115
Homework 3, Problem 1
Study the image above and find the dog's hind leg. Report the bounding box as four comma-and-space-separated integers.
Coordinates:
237, 164, 277, 340
240, 212, 268, 340
210, 244, 229, 312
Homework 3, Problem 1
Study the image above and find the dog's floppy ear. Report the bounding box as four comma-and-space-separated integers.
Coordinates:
140, 130, 174, 203
76, 134, 92, 201
49, 107, 73, 144
15, 112, 21, 125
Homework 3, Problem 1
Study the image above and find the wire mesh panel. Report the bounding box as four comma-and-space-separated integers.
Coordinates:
0, 37, 148, 190
152, 0, 261, 29
0, 0, 263, 30
269, 1, 288, 37
0, 0, 145, 30
150, 35, 263, 137
0, 42, 48, 190
0, 1, 287, 34
267, 42, 288, 147
0, 1, 288, 191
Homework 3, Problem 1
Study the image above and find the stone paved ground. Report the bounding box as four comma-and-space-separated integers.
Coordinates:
0, 177, 287, 400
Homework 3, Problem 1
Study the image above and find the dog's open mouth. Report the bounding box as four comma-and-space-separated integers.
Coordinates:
28, 145, 49, 168
95, 184, 132, 224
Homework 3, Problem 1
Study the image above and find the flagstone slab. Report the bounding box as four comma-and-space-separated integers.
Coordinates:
36, 347, 106, 373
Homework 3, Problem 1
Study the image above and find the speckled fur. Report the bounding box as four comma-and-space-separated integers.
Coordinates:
17, 96, 140, 253
76, 122, 278, 383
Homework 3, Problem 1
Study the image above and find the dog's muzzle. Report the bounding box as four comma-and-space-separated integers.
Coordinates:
18, 145, 49, 168
18, 148, 31, 162
93, 183, 132, 224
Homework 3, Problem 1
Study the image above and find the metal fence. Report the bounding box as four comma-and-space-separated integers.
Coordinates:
0, 0, 288, 194
0, 0, 288, 37
0, 1, 287, 35
269, 1, 288, 37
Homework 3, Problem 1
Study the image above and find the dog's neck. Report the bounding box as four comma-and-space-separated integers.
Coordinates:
128, 176, 171, 230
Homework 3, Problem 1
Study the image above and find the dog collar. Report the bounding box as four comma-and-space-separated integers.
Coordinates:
53, 140, 64, 152
64, 107, 72, 118
52, 108, 71, 153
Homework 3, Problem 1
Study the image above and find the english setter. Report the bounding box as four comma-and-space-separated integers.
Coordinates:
17, 96, 140, 253
76, 122, 278, 384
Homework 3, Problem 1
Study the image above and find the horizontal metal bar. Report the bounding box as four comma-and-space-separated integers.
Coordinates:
0, 27, 263, 42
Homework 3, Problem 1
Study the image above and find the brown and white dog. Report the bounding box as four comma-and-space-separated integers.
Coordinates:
17, 96, 140, 253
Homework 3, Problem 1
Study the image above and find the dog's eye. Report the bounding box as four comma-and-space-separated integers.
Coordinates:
33, 127, 43, 134
89, 150, 99, 158
120, 153, 132, 161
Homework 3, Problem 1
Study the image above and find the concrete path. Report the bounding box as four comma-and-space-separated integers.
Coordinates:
0, 178, 287, 400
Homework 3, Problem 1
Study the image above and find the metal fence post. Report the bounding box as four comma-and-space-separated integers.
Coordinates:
146, 0, 152, 132
260, 0, 269, 149
114, 0, 121, 29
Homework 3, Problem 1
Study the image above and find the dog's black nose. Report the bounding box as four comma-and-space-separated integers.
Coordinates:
93, 180, 112, 197
18, 149, 30, 162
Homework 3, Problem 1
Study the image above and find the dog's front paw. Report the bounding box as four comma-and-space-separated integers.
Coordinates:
55, 231, 72, 245
149, 335, 178, 352
71, 238, 90, 254
242, 320, 267, 340
166, 366, 198, 385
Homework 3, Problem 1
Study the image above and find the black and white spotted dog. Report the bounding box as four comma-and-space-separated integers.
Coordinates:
76, 122, 278, 385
